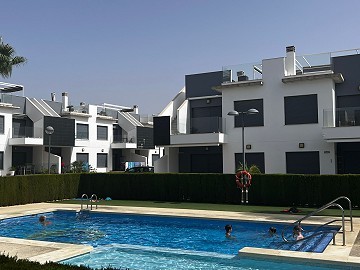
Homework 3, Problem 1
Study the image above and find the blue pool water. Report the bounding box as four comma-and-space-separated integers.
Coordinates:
0, 211, 344, 270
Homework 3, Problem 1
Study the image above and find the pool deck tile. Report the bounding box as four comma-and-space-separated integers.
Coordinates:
0, 202, 359, 266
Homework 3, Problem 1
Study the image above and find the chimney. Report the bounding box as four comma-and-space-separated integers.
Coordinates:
133, 105, 139, 114
62, 92, 69, 111
285, 46, 296, 76
51, 92, 56, 101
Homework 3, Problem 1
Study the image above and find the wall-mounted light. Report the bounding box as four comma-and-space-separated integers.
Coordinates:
299, 143, 305, 148
206, 99, 211, 104
246, 144, 251, 150
101, 149, 104, 152
205, 147, 209, 151
82, 148, 85, 152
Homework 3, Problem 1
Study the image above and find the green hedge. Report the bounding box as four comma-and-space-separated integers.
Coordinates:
0, 253, 120, 270
1, 173, 360, 208
0, 174, 81, 206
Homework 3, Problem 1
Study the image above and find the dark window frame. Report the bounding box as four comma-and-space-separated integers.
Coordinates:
0, 115, 4, 134
97, 153, 108, 168
0, 151, 3, 170
286, 151, 320, 174
233, 99, 264, 128
284, 94, 318, 125
97, 125, 108, 140
76, 123, 89, 139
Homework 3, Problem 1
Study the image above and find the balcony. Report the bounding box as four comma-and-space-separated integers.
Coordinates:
9, 126, 43, 145
170, 116, 227, 147
322, 107, 360, 142
111, 134, 136, 149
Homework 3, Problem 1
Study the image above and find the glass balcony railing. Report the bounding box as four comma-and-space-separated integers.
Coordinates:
113, 135, 134, 143
12, 127, 43, 138
173, 117, 226, 135
1, 93, 14, 104
323, 107, 360, 127
222, 62, 262, 83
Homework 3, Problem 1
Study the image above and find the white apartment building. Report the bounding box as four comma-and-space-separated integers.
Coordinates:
0, 85, 158, 176
154, 46, 360, 174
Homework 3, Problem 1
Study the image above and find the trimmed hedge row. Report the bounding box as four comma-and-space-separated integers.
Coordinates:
1, 173, 360, 208
78, 173, 360, 208
0, 174, 80, 206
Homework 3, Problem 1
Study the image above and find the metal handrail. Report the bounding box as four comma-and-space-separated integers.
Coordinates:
89, 194, 98, 210
281, 196, 352, 246
80, 194, 89, 210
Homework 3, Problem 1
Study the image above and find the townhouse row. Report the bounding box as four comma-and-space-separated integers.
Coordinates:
154, 46, 360, 174
0, 87, 159, 176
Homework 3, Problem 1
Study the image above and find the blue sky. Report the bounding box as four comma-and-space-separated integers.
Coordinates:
2, 0, 360, 114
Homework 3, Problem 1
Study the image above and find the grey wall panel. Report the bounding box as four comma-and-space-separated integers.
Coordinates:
333, 54, 360, 99
43, 116, 75, 146
44, 100, 62, 114
153, 116, 170, 145
185, 71, 223, 99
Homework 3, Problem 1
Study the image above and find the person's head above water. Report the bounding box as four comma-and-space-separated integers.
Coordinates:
269, 227, 276, 235
39, 215, 46, 223
225, 224, 232, 234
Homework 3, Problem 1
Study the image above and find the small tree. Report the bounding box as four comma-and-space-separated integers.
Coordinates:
236, 162, 262, 174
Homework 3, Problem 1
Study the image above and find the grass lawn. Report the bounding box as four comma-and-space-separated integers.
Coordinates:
54, 199, 360, 217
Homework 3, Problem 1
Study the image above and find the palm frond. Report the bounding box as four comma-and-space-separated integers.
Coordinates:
11, 56, 27, 66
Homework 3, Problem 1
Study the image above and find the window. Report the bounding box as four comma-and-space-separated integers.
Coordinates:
97, 153, 107, 168
284, 94, 318, 125
235, 152, 265, 173
76, 153, 89, 164
0, 116, 4, 134
233, 99, 264, 127
76, 123, 88, 139
0, 152, 3, 169
97, 125, 108, 140
286, 151, 320, 174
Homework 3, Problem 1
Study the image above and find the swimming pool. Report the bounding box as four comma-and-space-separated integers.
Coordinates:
0, 210, 343, 269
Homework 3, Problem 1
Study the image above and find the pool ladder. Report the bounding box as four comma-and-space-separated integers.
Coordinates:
281, 196, 353, 246
80, 193, 98, 210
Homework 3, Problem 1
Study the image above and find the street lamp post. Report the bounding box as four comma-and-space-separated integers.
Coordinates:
228, 108, 259, 170
45, 126, 54, 174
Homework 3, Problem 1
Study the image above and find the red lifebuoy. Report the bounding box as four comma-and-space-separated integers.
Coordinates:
235, 170, 252, 188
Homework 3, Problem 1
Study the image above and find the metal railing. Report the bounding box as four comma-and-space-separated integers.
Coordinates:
80, 193, 98, 210
80, 194, 89, 210
281, 196, 353, 246
89, 194, 98, 210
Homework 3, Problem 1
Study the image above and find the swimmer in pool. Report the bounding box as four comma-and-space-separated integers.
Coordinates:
225, 224, 236, 239
39, 215, 51, 225
269, 226, 277, 237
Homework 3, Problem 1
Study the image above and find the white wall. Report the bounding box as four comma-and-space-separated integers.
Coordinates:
222, 57, 336, 174
0, 110, 13, 175
71, 105, 113, 172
